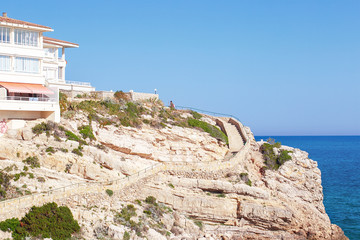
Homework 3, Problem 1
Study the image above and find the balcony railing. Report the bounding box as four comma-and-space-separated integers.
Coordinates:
0, 96, 56, 102
65, 80, 92, 86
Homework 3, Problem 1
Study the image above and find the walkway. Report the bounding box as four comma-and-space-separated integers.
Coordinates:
0, 117, 250, 221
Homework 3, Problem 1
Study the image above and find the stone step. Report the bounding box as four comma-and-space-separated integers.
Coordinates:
222, 121, 243, 152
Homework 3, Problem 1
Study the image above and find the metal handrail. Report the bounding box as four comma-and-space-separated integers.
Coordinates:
176, 105, 249, 143
176, 105, 245, 126
65, 80, 92, 86
0, 96, 56, 102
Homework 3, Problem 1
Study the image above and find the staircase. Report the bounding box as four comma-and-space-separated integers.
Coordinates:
219, 119, 245, 153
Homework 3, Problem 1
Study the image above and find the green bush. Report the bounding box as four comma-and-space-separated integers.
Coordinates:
72, 148, 83, 157
0, 218, 20, 232
187, 118, 228, 144
190, 111, 202, 120
260, 141, 292, 170
59, 92, 68, 114
78, 125, 96, 141
65, 130, 81, 142
0, 171, 10, 198
32, 122, 51, 135
145, 196, 157, 205
60, 148, 69, 153
8, 202, 80, 240
45, 147, 55, 153
123, 231, 130, 240
194, 220, 203, 230
246, 179, 252, 186
116, 204, 137, 223
37, 177, 45, 182
106, 189, 114, 197
22, 156, 40, 169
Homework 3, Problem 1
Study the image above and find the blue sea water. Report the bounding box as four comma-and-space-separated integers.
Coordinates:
255, 136, 360, 240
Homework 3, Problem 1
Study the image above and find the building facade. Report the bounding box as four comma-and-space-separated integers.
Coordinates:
0, 12, 94, 123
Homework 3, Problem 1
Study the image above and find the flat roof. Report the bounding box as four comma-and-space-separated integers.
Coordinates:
43, 37, 79, 48
0, 15, 53, 32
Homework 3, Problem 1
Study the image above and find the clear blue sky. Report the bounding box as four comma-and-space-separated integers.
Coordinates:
3, 1, 359, 135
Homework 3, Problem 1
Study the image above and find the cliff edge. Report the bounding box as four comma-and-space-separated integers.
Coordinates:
0, 98, 347, 239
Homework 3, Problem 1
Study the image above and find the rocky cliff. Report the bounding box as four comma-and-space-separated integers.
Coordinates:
0, 99, 347, 240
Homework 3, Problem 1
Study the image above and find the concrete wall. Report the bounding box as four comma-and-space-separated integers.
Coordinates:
47, 82, 96, 92
0, 110, 54, 121
61, 90, 158, 102
130, 92, 159, 101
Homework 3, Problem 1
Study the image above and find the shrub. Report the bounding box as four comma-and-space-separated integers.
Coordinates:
217, 193, 226, 198
72, 148, 83, 157
22, 156, 40, 169
60, 148, 69, 153
37, 177, 45, 182
45, 147, 55, 153
78, 125, 96, 141
194, 220, 203, 230
114, 90, 130, 102
123, 231, 130, 240
168, 183, 175, 189
9, 202, 80, 240
145, 196, 157, 205
260, 141, 292, 170
187, 118, 228, 144
116, 204, 137, 223
32, 122, 51, 135
59, 92, 69, 114
0, 218, 20, 232
106, 189, 113, 197
0, 171, 10, 198
65, 130, 81, 142
190, 111, 202, 120
246, 179, 252, 186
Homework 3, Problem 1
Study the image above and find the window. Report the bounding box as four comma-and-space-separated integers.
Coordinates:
44, 48, 56, 58
58, 67, 63, 79
15, 57, 39, 73
0, 55, 11, 71
0, 27, 10, 44
14, 29, 39, 47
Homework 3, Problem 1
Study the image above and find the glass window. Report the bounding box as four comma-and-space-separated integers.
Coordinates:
44, 48, 56, 58
58, 67, 63, 79
0, 27, 10, 44
15, 57, 39, 73
14, 29, 38, 47
0, 55, 11, 71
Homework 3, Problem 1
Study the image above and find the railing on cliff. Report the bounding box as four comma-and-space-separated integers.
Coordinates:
176, 105, 249, 143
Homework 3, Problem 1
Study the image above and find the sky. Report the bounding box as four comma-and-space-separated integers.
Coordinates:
2, 1, 359, 135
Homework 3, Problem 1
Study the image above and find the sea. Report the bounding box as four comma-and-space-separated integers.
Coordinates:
254, 136, 360, 240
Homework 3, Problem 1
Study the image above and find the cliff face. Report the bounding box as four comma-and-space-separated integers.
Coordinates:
0, 104, 347, 240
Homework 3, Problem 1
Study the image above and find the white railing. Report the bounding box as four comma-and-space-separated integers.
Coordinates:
0, 96, 56, 102
65, 80, 92, 86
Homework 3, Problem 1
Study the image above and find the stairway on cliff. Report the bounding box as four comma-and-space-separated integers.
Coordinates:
221, 120, 244, 153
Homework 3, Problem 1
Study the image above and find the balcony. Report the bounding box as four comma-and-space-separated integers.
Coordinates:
0, 96, 58, 112
65, 80, 92, 86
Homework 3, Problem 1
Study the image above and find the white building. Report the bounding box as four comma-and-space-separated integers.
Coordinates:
0, 12, 94, 123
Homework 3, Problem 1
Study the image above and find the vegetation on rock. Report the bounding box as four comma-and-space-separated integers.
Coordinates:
22, 156, 40, 169
260, 139, 292, 170
188, 118, 228, 144
0, 202, 80, 240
